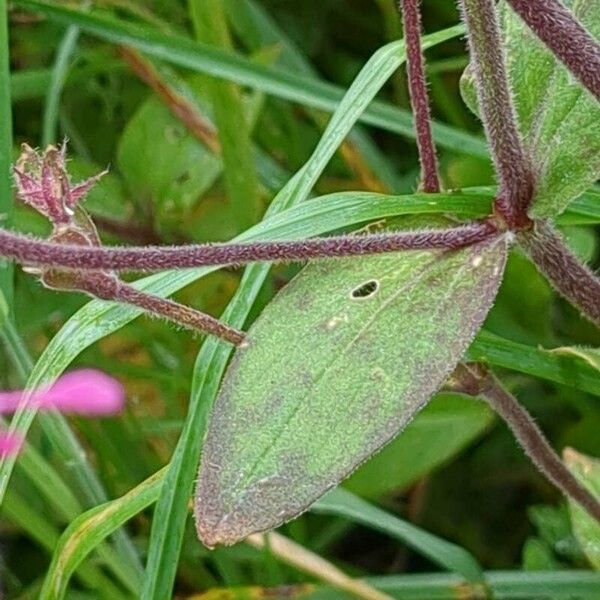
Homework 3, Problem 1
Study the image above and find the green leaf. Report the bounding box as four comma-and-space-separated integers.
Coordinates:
461, 0, 600, 217
195, 234, 510, 547
141, 37, 417, 599
564, 449, 600, 570
469, 330, 600, 397
117, 96, 222, 228
345, 393, 494, 498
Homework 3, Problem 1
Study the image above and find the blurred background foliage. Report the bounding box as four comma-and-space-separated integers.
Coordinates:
1, 0, 599, 598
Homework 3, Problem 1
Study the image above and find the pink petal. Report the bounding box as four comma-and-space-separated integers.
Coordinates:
0, 390, 26, 413
0, 370, 125, 416
39, 369, 125, 415
0, 432, 24, 457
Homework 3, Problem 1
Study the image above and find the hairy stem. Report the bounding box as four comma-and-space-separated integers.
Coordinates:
0, 222, 497, 272
482, 377, 600, 524
459, 0, 534, 229
518, 221, 600, 328
399, 0, 440, 192
450, 364, 600, 524
76, 273, 245, 344
505, 0, 600, 103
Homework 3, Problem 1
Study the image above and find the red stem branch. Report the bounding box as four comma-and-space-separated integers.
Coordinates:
505, 0, 600, 104
518, 221, 600, 328
399, 0, 440, 192
459, 0, 535, 229
450, 364, 600, 524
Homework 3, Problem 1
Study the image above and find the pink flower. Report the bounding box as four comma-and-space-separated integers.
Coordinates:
0, 433, 24, 458
0, 369, 125, 457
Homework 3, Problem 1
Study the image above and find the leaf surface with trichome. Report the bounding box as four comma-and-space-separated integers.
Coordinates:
195, 234, 509, 546
460, 0, 600, 218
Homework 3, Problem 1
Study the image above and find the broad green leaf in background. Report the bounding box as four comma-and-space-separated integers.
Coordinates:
195, 234, 510, 547
345, 394, 494, 498
117, 96, 222, 228
564, 448, 600, 570
460, 0, 600, 218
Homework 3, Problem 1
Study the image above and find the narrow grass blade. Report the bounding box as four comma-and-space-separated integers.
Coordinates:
313, 488, 483, 582
39, 469, 165, 599
189, 0, 261, 231
41, 24, 81, 146
0, 0, 13, 310
3, 490, 128, 598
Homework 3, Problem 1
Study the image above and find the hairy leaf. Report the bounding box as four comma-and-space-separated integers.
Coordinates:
195, 234, 510, 546
460, 0, 600, 217
564, 448, 600, 570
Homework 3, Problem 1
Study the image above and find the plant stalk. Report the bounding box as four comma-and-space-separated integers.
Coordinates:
66, 272, 245, 344
450, 364, 600, 524
459, 0, 535, 229
119, 46, 221, 154
505, 0, 600, 103
518, 221, 600, 328
0, 222, 497, 272
399, 0, 440, 192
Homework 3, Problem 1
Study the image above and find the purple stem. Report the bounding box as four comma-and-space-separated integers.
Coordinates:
399, 0, 440, 193
482, 376, 600, 524
459, 0, 535, 229
450, 364, 600, 524
0, 222, 497, 272
505, 0, 600, 104
75, 272, 245, 345
518, 221, 600, 328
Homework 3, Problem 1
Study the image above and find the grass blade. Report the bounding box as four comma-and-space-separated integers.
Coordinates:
313, 488, 483, 582
0, 0, 13, 311
40, 469, 165, 599
3, 489, 128, 598
189, 0, 261, 231
41, 23, 81, 146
